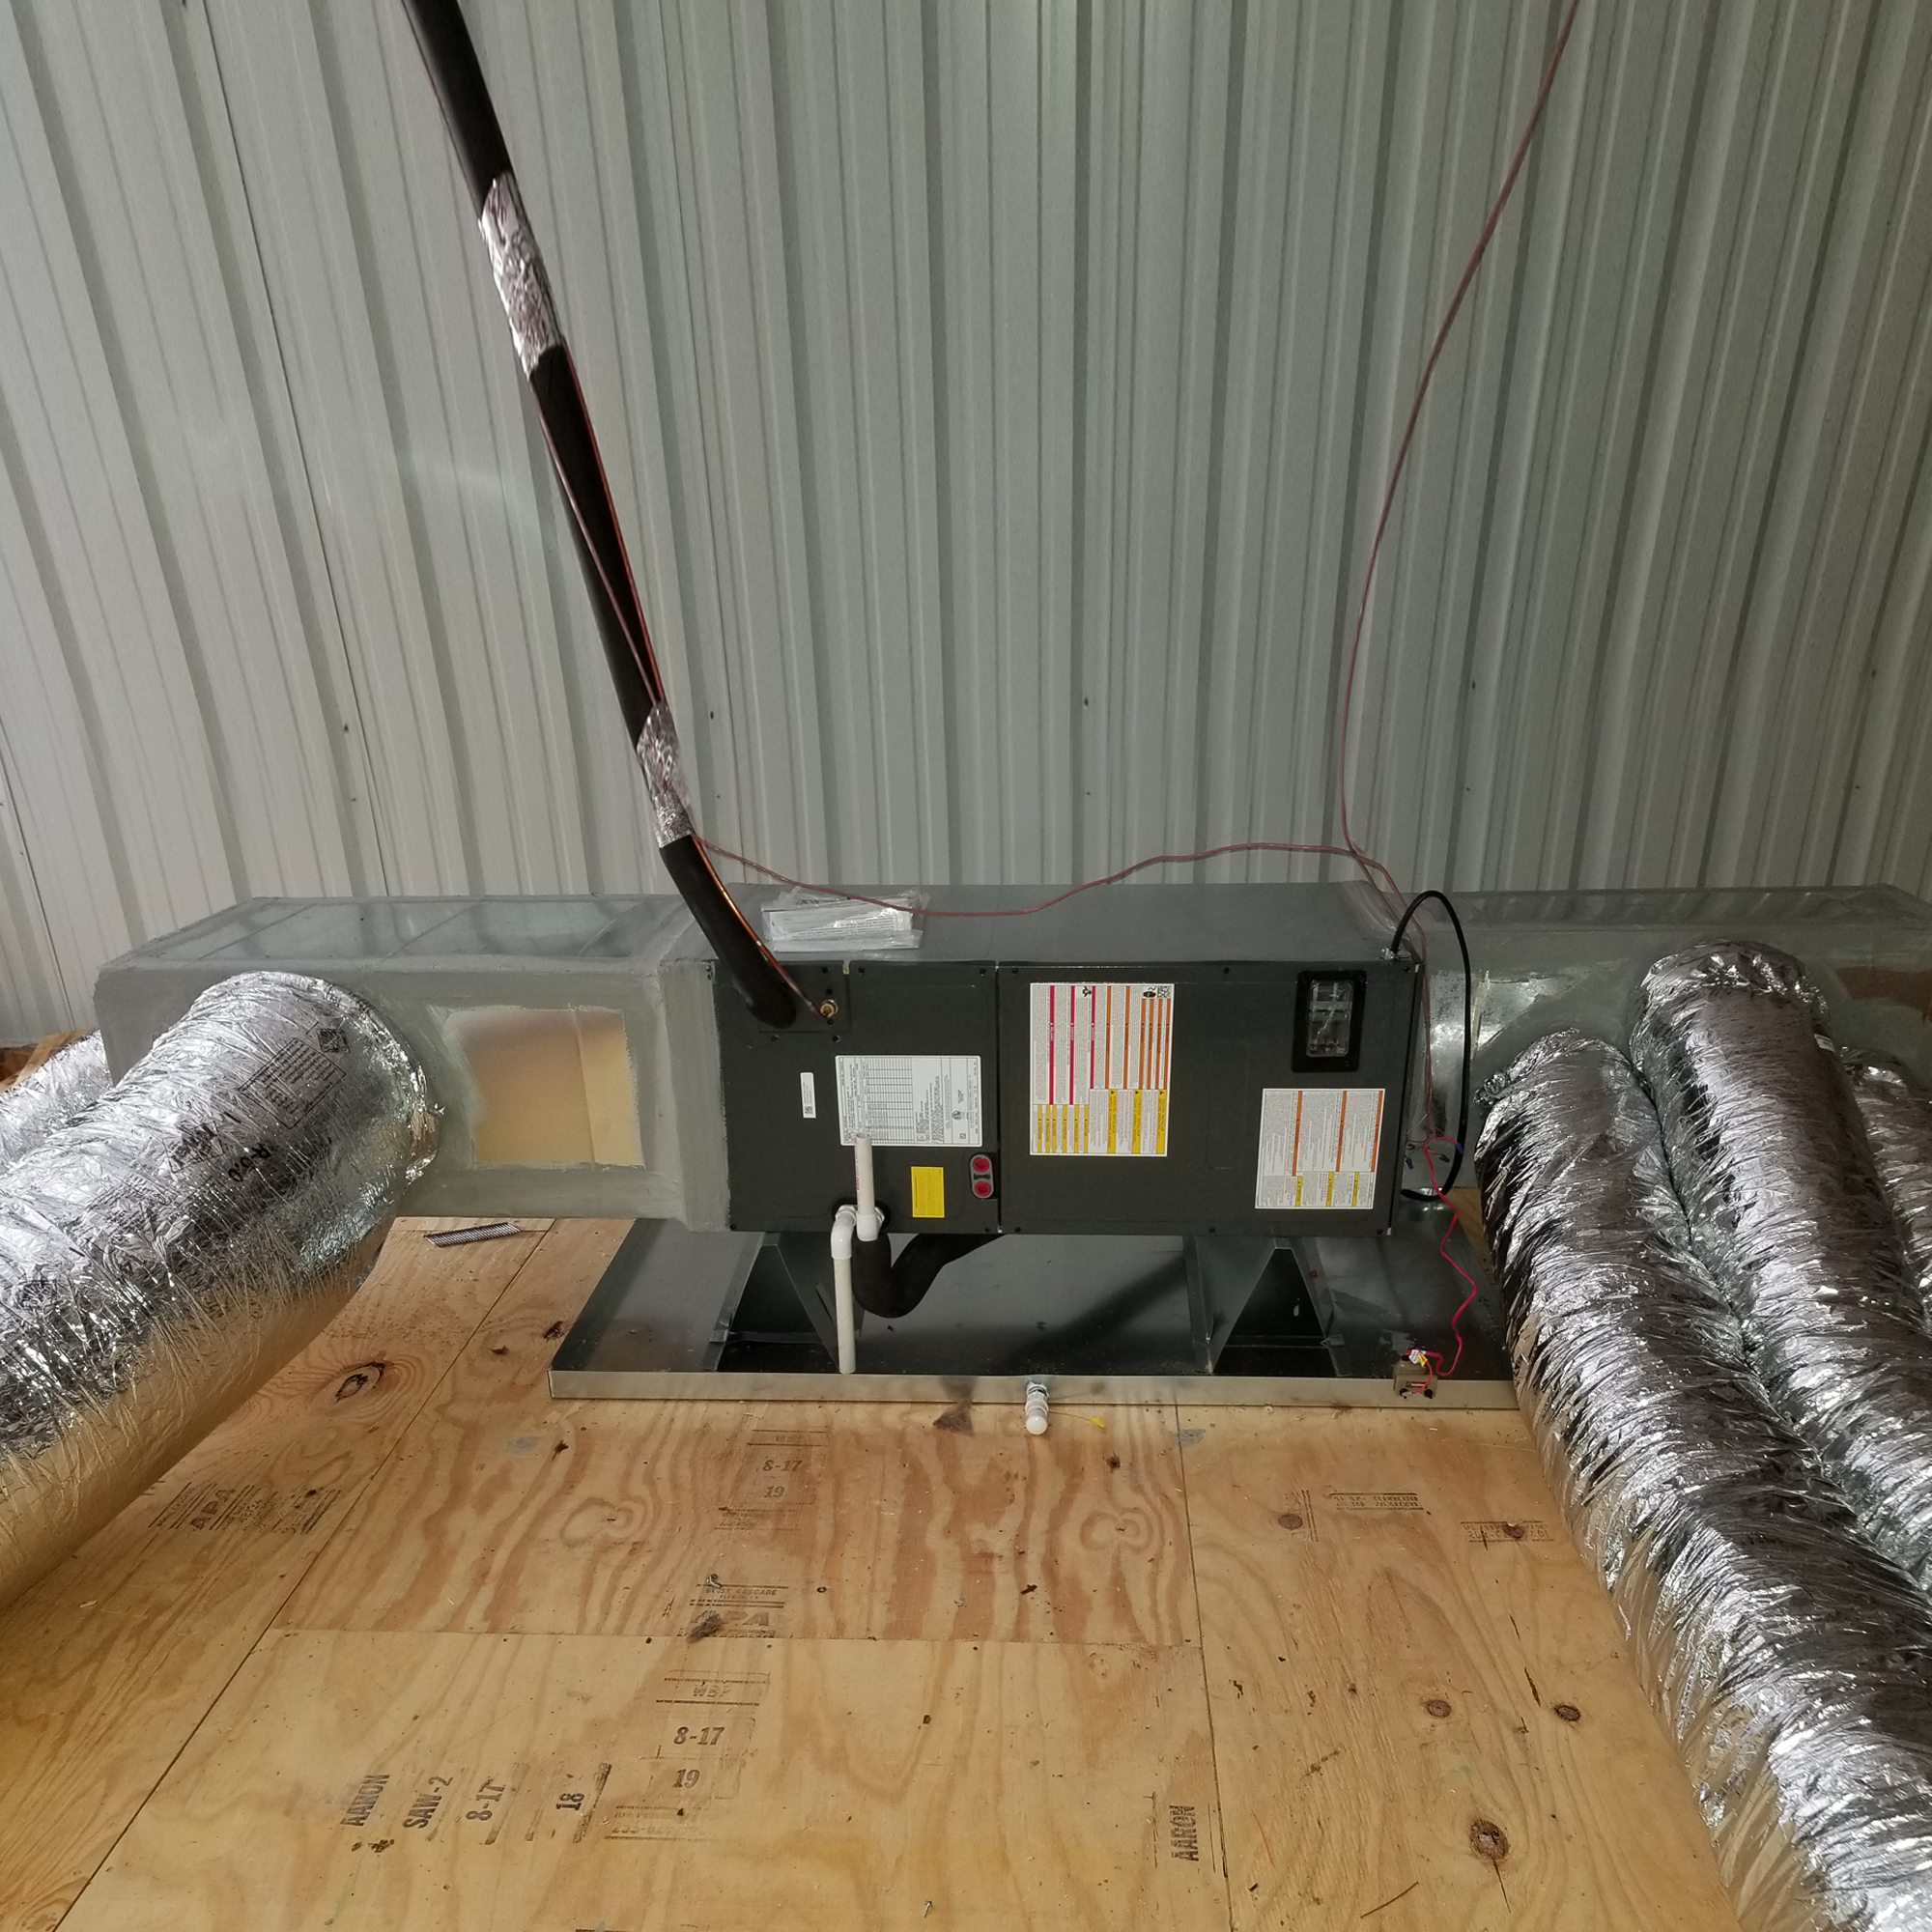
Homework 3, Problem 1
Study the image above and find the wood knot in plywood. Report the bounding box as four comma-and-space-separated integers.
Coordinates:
1469, 1818, 1509, 1862
333, 1361, 387, 1402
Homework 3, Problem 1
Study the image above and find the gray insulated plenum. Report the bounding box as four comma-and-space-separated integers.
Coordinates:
1479, 1031, 1932, 1931
0, 973, 435, 1611
1631, 943, 1932, 1594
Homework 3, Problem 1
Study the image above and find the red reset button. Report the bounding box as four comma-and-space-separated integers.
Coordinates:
970, 1153, 994, 1199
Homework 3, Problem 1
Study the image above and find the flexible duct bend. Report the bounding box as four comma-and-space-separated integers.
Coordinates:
0, 973, 435, 1612
1842, 1049, 1932, 1325
1479, 1031, 1932, 1931
0, 1034, 109, 1172
1632, 943, 1932, 1591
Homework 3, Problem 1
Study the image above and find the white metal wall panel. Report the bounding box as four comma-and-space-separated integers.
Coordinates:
0, 656, 75, 1025
2, 0, 1931, 1039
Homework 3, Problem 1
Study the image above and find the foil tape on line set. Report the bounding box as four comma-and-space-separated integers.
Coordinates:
1478, 1032, 1932, 1931
0, 1034, 110, 1173
1631, 944, 1932, 1593
1841, 1050, 1932, 1325
479, 173, 561, 375
636, 705, 696, 849
0, 973, 436, 1611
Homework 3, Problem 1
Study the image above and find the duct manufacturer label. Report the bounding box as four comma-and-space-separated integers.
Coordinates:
834, 1055, 980, 1147
1029, 980, 1174, 1156
1255, 1086, 1384, 1209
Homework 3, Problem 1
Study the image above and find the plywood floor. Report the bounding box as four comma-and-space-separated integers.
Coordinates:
0, 1219, 1740, 1932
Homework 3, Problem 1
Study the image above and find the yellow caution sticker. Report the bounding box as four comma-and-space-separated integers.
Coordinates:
910, 1165, 946, 1219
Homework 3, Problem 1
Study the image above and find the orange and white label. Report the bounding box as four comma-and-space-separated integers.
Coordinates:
1255, 1087, 1383, 1209
1029, 981, 1174, 1157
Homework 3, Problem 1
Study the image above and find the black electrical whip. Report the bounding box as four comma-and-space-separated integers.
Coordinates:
400, 0, 801, 1029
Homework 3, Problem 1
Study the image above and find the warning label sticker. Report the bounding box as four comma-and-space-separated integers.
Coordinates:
835, 1055, 981, 1148
1255, 1087, 1383, 1209
1029, 981, 1174, 1156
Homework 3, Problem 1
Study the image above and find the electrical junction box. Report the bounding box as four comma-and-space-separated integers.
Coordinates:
714, 883, 1420, 1239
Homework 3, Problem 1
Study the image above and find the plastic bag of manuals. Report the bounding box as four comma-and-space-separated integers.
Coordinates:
762, 887, 924, 952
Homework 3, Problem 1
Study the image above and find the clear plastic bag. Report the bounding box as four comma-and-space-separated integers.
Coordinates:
761, 888, 924, 953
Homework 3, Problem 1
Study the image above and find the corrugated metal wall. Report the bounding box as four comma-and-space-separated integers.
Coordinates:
3, 0, 1931, 1038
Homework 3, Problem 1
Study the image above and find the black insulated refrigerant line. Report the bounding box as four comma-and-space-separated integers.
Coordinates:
400, 0, 800, 1030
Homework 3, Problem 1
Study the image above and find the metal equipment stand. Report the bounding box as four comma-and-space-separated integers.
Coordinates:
548, 1199, 1512, 1408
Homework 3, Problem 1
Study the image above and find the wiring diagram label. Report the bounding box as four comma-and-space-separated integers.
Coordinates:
1255, 1087, 1383, 1208
835, 1055, 980, 1147
1029, 981, 1174, 1156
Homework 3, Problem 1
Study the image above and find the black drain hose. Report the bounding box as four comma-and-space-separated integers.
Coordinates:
848, 1230, 1003, 1320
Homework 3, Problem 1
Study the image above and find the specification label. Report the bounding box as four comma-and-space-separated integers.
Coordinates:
1029, 981, 1174, 1156
1255, 1087, 1383, 1209
835, 1055, 981, 1148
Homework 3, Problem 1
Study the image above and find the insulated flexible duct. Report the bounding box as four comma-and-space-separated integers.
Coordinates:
1478, 1032, 1932, 1930
0, 973, 434, 1611
0, 1034, 109, 1172
1631, 944, 1932, 1592
1841, 1052, 1932, 1325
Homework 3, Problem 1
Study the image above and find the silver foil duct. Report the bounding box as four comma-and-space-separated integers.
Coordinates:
1478, 1031, 1932, 1930
1630, 944, 1932, 1592
1841, 1052, 1932, 1325
0, 972, 434, 1610
0, 1033, 109, 1172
